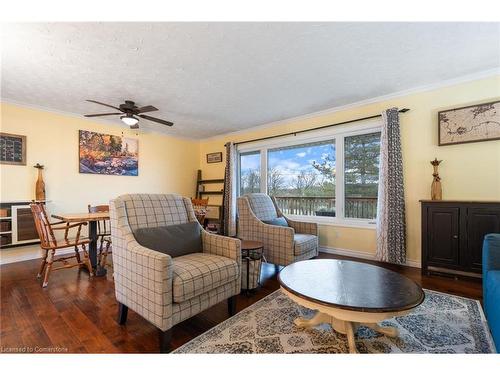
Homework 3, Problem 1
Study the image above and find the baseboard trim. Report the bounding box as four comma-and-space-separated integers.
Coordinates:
319, 246, 421, 269
0, 246, 75, 265
1, 244, 421, 269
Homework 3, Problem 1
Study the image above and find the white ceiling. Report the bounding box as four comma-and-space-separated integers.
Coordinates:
1, 22, 499, 139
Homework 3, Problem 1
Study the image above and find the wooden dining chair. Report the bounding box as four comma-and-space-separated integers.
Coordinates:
191, 198, 209, 226
30, 203, 92, 287
87, 204, 112, 268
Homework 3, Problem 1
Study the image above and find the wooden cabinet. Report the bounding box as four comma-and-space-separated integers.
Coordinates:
465, 207, 500, 273
15, 207, 38, 241
426, 206, 460, 267
0, 201, 44, 249
421, 200, 500, 278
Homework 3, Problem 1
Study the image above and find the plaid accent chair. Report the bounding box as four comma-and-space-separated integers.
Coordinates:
237, 193, 319, 267
109, 194, 241, 352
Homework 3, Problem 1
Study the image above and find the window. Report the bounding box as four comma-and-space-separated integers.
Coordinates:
237, 121, 381, 226
267, 140, 336, 217
239, 151, 261, 195
344, 132, 380, 219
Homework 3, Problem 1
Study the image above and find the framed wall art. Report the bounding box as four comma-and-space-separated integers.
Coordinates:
79, 130, 139, 176
206, 152, 223, 164
0, 132, 26, 165
438, 100, 500, 146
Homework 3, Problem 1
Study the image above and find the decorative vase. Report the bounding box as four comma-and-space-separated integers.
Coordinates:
34, 163, 46, 201
430, 158, 442, 200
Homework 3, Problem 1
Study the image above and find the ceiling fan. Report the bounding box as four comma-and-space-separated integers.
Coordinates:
84, 100, 174, 129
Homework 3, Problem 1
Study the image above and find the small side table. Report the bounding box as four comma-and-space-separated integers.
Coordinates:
240, 240, 264, 295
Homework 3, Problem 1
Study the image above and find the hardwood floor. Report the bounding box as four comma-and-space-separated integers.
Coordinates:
0, 252, 482, 353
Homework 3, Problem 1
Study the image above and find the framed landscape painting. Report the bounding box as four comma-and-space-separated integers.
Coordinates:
79, 130, 138, 176
438, 100, 500, 146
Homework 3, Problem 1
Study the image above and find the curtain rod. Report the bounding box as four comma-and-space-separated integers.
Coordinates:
233, 108, 410, 146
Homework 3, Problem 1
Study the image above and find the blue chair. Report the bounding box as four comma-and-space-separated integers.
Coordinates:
483, 233, 500, 352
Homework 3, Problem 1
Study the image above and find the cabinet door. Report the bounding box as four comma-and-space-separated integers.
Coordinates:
12, 205, 39, 244
427, 206, 460, 267
465, 207, 500, 273
16, 207, 38, 241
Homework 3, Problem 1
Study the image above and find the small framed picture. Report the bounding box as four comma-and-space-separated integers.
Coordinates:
206, 152, 223, 164
0, 132, 27, 165
438, 100, 500, 146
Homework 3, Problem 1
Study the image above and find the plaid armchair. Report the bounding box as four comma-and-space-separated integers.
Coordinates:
237, 193, 319, 267
109, 194, 241, 352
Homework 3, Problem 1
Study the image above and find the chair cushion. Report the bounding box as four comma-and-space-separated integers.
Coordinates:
245, 193, 278, 221
262, 217, 289, 227
133, 222, 202, 258
294, 234, 318, 256
173, 253, 239, 303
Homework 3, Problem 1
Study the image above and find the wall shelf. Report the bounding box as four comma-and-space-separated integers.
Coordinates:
195, 169, 225, 199
194, 170, 224, 234
199, 179, 224, 184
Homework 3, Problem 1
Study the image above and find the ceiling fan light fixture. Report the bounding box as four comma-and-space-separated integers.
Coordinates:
120, 115, 139, 126
85, 100, 172, 127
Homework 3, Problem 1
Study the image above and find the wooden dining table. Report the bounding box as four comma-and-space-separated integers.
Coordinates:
51, 212, 110, 277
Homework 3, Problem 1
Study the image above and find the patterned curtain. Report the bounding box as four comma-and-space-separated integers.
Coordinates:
222, 142, 237, 236
376, 108, 406, 264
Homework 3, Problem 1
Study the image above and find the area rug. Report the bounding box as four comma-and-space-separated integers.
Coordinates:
173, 289, 496, 353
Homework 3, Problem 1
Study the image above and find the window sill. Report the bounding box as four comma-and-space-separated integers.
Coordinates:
286, 215, 377, 230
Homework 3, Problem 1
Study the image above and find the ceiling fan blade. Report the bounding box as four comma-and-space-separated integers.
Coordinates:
135, 105, 158, 113
84, 112, 122, 117
86, 100, 122, 111
138, 114, 174, 126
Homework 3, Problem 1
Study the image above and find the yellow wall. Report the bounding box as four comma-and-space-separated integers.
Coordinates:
199, 76, 500, 264
0, 102, 200, 216
1, 76, 499, 265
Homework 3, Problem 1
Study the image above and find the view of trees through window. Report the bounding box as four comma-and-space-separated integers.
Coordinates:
344, 132, 381, 219
239, 151, 260, 195
238, 130, 381, 220
267, 141, 336, 217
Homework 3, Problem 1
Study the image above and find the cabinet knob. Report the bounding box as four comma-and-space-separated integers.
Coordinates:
453, 235, 459, 239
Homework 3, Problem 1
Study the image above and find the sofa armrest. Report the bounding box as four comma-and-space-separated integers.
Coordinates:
484, 234, 500, 274
285, 218, 318, 236
201, 231, 242, 295
202, 230, 241, 265
110, 198, 174, 331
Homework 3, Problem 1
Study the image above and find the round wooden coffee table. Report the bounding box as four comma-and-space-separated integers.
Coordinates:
278, 259, 424, 353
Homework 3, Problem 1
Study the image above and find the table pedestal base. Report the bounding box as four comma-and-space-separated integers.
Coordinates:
294, 311, 399, 354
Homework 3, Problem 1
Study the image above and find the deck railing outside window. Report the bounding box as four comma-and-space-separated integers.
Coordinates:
273, 196, 377, 220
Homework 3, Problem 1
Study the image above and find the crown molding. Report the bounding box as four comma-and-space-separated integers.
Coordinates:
0, 98, 200, 142
202, 68, 500, 142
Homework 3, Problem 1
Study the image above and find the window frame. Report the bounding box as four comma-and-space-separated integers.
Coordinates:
236, 119, 382, 228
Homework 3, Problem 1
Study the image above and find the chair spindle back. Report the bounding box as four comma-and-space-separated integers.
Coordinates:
30, 203, 57, 248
